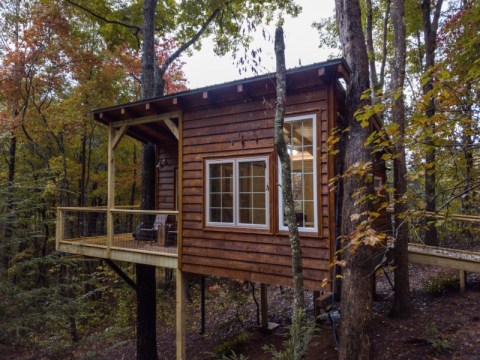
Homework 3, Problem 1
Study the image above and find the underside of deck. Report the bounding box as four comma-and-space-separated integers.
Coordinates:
58, 234, 178, 268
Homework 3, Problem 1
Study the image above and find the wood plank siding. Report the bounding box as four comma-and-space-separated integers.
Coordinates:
179, 83, 338, 290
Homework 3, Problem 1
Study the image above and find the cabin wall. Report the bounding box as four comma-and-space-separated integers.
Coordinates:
179, 81, 339, 290
157, 141, 178, 210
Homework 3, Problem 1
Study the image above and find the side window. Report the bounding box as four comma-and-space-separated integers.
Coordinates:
206, 157, 269, 229
279, 114, 317, 232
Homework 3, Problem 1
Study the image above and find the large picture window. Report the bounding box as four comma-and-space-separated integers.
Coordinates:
278, 114, 317, 232
206, 157, 269, 229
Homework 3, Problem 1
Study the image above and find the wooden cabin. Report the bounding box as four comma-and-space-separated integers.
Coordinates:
56, 58, 360, 358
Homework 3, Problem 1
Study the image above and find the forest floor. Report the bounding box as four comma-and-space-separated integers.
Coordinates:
2, 263, 480, 359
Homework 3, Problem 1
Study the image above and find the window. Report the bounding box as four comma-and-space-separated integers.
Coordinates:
279, 114, 317, 232
206, 157, 269, 229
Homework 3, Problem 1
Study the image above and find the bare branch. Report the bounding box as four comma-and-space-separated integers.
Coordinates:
65, 0, 140, 31
157, 5, 223, 79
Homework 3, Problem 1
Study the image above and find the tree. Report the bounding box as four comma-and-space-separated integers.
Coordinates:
335, 0, 376, 359
389, 0, 411, 318
422, 0, 443, 246
271, 26, 312, 360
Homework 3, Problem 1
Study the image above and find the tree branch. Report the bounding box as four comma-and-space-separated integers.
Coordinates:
157, 5, 222, 79
65, 0, 140, 31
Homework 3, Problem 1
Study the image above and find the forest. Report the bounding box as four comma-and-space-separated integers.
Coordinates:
0, 0, 479, 359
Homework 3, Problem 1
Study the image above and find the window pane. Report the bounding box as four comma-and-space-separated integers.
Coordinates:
252, 194, 265, 208
252, 161, 265, 176
209, 162, 233, 223
239, 177, 252, 191
210, 164, 221, 178
210, 208, 221, 222
252, 176, 265, 192
281, 116, 316, 230
222, 208, 233, 222
304, 201, 315, 228
210, 179, 221, 192
223, 177, 233, 192
253, 209, 266, 224
239, 162, 252, 177
304, 174, 314, 202
221, 163, 233, 177
240, 209, 252, 223
222, 194, 233, 208
240, 193, 251, 207
210, 194, 221, 207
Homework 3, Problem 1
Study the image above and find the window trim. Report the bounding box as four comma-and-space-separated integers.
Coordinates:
205, 156, 270, 230
278, 114, 318, 233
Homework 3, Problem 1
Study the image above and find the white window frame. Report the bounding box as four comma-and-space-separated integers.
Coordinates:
278, 114, 318, 233
206, 156, 270, 230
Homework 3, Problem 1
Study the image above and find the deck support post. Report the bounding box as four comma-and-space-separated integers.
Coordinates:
459, 270, 466, 294
261, 283, 268, 329
176, 269, 187, 360
200, 276, 206, 335
107, 125, 116, 254
55, 208, 64, 250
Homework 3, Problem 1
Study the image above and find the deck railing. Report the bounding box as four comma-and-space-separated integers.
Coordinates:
56, 207, 179, 258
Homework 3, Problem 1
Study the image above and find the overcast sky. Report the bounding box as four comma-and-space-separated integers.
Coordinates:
181, 0, 337, 89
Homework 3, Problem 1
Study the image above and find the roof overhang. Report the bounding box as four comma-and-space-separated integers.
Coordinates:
93, 58, 350, 144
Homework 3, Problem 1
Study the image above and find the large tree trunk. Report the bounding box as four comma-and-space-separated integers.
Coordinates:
335, 1, 375, 359
136, 143, 158, 360
137, 1, 159, 359
390, 0, 411, 318
422, 0, 442, 246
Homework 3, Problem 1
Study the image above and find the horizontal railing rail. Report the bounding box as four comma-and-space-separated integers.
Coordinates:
56, 207, 179, 259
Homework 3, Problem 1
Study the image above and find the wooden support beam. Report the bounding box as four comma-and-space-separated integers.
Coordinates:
176, 270, 187, 360
104, 259, 137, 290
107, 125, 115, 254
260, 283, 268, 329
112, 125, 128, 150
163, 118, 179, 140
55, 208, 64, 250
111, 111, 180, 128
459, 270, 466, 294
337, 63, 351, 83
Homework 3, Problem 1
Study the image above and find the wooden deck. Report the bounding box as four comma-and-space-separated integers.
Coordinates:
58, 233, 178, 268
408, 243, 480, 293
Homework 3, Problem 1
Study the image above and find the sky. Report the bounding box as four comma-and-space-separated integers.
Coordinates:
181, 0, 337, 89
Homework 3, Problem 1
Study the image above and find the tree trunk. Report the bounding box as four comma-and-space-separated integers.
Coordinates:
136, 143, 158, 360
3, 133, 17, 269
273, 27, 304, 313
390, 0, 411, 318
137, 1, 159, 359
422, 0, 442, 246
335, 0, 375, 359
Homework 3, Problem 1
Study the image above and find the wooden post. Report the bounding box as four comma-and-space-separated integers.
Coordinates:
313, 290, 321, 319
55, 208, 64, 250
107, 125, 115, 254
261, 283, 268, 329
176, 270, 186, 360
459, 270, 466, 294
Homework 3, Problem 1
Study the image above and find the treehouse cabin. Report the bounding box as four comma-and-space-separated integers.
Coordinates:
57, 58, 387, 357
56, 58, 356, 288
